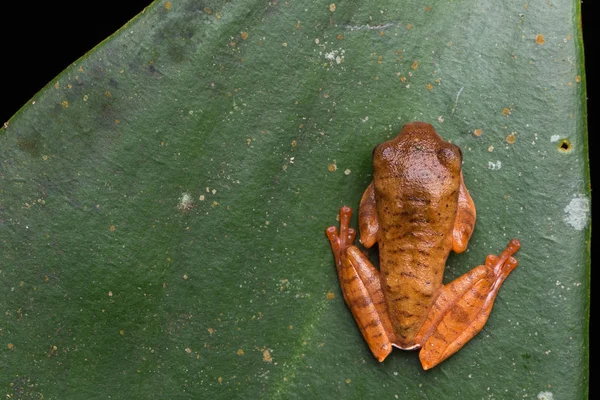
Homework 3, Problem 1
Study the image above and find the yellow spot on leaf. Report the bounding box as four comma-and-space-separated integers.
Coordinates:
575, 75, 581, 83
204, 8, 213, 15
326, 291, 336, 300
263, 349, 273, 363
400, 76, 407, 83
165, 1, 172, 10
506, 132, 517, 144
329, 3, 336, 12
535, 34, 545, 45
120, 329, 125, 336
328, 162, 337, 172
105, 91, 112, 98
208, 328, 215, 335
291, 140, 297, 147
502, 107, 512, 116
61, 101, 69, 108
337, 34, 343, 40
411, 60, 419, 70
7, 343, 13, 350
425, 6, 432, 11
473, 128, 483, 137
346, 378, 351, 384
54, 82, 60, 89
109, 225, 116, 232
488, 145, 494, 152
241, 31, 248, 40
426, 83, 433, 90
379, 31, 385, 37
406, 23, 413, 30
218, 377, 223, 384
186, 347, 192, 354
237, 349, 245, 356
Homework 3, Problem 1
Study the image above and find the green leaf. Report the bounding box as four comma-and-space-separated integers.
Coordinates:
1, 1, 589, 399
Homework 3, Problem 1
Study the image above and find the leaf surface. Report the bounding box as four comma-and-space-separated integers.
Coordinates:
1, 1, 589, 399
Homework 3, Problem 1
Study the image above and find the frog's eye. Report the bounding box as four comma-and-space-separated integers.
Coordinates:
437, 144, 462, 170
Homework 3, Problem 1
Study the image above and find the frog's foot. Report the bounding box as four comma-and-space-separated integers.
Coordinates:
326, 207, 395, 362
415, 239, 521, 370
326, 206, 357, 267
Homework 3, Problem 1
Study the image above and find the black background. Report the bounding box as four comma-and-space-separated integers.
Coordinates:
0, 1, 593, 393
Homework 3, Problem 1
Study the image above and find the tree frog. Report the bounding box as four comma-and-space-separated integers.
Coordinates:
326, 121, 520, 369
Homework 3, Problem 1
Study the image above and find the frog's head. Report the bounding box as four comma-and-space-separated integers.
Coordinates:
373, 121, 463, 176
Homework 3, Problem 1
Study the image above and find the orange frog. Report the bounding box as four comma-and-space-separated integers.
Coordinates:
326, 121, 520, 369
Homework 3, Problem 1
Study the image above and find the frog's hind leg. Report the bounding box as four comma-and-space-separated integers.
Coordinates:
415, 239, 520, 370
326, 206, 395, 362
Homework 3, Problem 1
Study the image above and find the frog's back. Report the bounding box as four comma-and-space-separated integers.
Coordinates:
372, 122, 463, 347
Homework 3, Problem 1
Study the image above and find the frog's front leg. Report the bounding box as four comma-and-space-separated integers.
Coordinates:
415, 239, 521, 370
326, 206, 395, 362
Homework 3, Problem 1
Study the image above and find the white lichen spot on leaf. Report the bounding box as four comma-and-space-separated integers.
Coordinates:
563, 195, 590, 230
178, 193, 194, 211
488, 161, 502, 170
324, 49, 345, 66
537, 392, 553, 400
